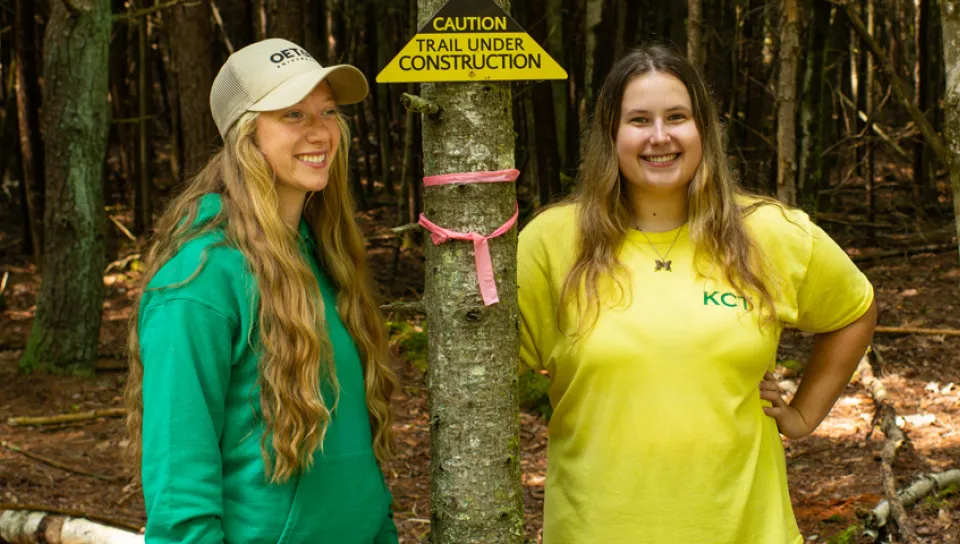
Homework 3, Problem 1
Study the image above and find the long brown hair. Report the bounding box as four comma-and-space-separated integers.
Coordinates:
125, 111, 396, 483
559, 43, 777, 333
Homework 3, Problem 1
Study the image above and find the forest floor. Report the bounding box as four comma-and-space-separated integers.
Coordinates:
1, 203, 959, 543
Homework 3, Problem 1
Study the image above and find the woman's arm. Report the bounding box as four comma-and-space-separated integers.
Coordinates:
761, 300, 877, 439
140, 297, 234, 543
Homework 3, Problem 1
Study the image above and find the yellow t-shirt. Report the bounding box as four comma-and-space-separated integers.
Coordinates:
517, 201, 874, 544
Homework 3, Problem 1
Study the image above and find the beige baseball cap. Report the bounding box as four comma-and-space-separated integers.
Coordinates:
210, 38, 368, 138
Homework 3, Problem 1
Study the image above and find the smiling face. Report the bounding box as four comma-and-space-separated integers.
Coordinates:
256, 81, 340, 208
615, 72, 703, 198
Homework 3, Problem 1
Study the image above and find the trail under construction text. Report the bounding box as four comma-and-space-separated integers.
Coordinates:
398, 36, 543, 71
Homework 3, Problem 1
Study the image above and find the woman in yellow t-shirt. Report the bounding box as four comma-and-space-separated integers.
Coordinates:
518, 43, 877, 544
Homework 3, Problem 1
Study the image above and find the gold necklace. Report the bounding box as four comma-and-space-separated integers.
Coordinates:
638, 227, 683, 272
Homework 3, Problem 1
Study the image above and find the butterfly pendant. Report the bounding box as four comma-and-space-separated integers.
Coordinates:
654, 260, 672, 272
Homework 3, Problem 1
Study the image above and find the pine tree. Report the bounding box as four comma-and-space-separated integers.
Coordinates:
415, 0, 524, 541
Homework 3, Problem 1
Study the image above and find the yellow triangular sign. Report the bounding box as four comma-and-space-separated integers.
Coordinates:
376, 0, 567, 83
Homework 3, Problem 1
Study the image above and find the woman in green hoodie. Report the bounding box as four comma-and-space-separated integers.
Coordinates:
124, 39, 399, 543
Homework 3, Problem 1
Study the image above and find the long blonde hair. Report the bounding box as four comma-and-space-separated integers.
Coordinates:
559, 44, 777, 333
125, 111, 396, 483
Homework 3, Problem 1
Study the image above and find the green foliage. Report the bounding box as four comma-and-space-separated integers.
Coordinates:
778, 358, 804, 372
388, 320, 428, 372
826, 524, 860, 544
519, 371, 552, 420
921, 482, 960, 510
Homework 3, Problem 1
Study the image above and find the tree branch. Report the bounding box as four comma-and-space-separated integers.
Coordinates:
401, 93, 442, 116
209, 0, 234, 54
112, 0, 200, 23
390, 222, 420, 234
0, 440, 123, 483
839, 2, 947, 165
60, 0, 82, 15
863, 469, 960, 540
381, 301, 426, 314
830, 87, 910, 160
857, 351, 922, 544
7, 407, 127, 426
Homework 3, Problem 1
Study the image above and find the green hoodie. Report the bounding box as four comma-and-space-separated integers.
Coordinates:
138, 194, 397, 544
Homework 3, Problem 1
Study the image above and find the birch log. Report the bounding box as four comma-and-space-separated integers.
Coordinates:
0, 510, 143, 544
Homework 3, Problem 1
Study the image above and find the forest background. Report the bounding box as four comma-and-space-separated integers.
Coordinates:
0, 0, 959, 543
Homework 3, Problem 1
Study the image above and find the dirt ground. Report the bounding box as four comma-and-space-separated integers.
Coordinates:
1, 207, 959, 543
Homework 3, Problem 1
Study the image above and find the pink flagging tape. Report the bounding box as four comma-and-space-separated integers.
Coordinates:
422, 168, 520, 187
418, 203, 519, 306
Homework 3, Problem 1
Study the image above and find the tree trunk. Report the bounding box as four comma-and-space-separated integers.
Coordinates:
914, 0, 931, 206
941, 0, 960, 264
417, 0, 523, 540
264, 0, 304, 42
592, 1, 615, 102
302, 0, 325, 62
864, 0, 876, 242
854, 0, 868, 196
740, 0, 766, 190
798, 0, 828, 207
777, 0, 800, 205
545, 0, 567, 171
215, 0, 254, 55
583, 0, 603, 102
168, 0, 219, 177
563, 0, 586, 179
529, 0, 561, 205
373, 0, 395, 195
704, 0, 734, 120
108, 0, 134, 209
20, 0, 111, 374
819, 4, 847, 212
136, 8, 152, 233
14, 0, 45, 263
688, 0, 703, 70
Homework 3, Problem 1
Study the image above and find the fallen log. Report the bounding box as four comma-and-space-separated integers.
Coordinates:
863, 469, 960, 540
874, 326, 960, 337
8, 407, 127, 426
851, 243, 956, 263
0, 508, 142, 543
857, 350, 921, 544
0, 440, 122, 483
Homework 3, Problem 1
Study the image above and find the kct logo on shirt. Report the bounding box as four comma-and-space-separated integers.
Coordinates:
703, 290, 749, 310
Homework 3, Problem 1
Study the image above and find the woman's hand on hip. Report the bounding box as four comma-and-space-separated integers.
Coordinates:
760, 371, 812, 439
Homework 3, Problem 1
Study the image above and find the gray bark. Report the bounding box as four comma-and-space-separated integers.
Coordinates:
168, 0, 219, 176
777, 0, 800, 205
913, 0, 931, 205
20, 0, 111, 374
687, 0, 703, 70
14, 0, 44, 263
797, 0, 828, 204
942, 0, 960, 265
583, 0, 602, 102
264, 0, 305, 43
545, 0, 567, 169
417, 0, 523, 541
